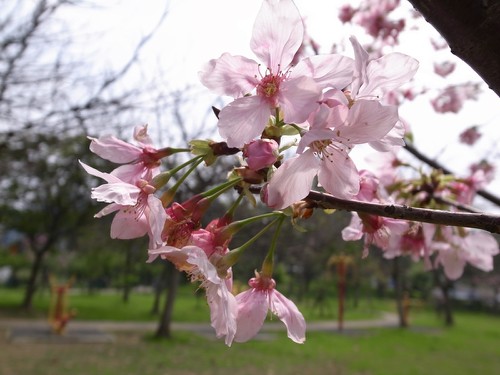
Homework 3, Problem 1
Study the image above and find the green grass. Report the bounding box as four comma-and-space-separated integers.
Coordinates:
0, 286, 392, 322
1, 311, 500, 375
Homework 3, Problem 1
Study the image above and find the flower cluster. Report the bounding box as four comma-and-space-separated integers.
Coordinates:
81, 0, 498, 346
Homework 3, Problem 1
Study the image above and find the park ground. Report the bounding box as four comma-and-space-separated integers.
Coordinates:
1, 288, 500, 375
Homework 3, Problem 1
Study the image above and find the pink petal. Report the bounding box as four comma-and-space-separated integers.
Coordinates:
218, 95, 271, 148
361, 53, 419, 98
437, 248, 466, 280
318, 146, 360, 199
147, 245, 190, 267
341, 214, 364, 241
349, 36, 369, 96
199, 53, 260, 97
90, 183, 140, 205
206, 279, 238, 346
292, 54, 354, 89
94, 202, 121, 218
79, 160, 122, 184
234, 289, 269, 343
110, 208, 149, 239
147, 195, 168, 248
270, 289, 306, 344
111, 163, 151, 184
338, 100, 399, 144
267, 151, 320, 209
89, 135, 142, 163
279, 76, 321, 124
250, 0, 303, 70
368, 120, 406, 151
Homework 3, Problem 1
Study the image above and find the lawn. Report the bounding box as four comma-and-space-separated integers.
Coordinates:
0, 286, 391, 322
1, 311, 500, 375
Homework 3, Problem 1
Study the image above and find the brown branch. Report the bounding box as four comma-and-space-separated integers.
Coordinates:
306, 190, 500, 234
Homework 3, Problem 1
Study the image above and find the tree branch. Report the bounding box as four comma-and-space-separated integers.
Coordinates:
406, 0, 500, 97
306, 190, 500, 234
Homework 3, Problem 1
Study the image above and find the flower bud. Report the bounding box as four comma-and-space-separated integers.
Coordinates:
243, 139, 279, 171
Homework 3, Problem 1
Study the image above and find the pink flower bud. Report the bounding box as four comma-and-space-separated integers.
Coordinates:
243, 139, 279, 171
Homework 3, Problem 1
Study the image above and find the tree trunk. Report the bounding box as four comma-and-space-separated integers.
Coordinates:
22, 249, 45, 311
150, 262, 169, 315
432, 268, 454, 326
393, 257, 409, 328
155, 262, 180, 339
122, 245, 133, 304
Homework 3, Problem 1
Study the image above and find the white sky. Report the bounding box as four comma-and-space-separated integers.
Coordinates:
63, 0, 500, 212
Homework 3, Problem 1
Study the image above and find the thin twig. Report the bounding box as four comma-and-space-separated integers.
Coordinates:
404, 142, 500, 207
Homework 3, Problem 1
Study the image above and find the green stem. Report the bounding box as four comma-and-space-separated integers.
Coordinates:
226, 193, 244, 218
160, 157, 204, 206
220, 211, 284, 238
224, 217, 282, 267
151, 155, 203, 189
261, 215, 285, 277
201, 177, 243, 200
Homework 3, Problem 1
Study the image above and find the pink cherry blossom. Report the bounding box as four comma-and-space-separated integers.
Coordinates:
458, 126, 482, 146
266, 99, 399, 208
434, 229, 499, 280
199, 0, 354, 147
234, 272, 305, 344
79, 161, 167, 247
430, 83, 479, 114
342, 212, 409, 257
148, 245, 237, 346
88, 124, 163, 183
433, 61, 456, 78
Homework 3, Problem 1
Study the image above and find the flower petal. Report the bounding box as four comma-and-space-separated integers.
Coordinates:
267, 150, 320, 209
279, 76, 321, 124
270, 289, 306, 344
338, 100, 399, 144
218, 95, 271, 148
317, 146, 360, 199
234, 289, 269, 343
90, 183, 140, 205
199, 53, 259, 97
292, 54, 354, 89
361, 53, 419, 98
250, 0, 303, 70
147, 195, 168, 248
89, 135, 142, 163
110, 208, 149, 239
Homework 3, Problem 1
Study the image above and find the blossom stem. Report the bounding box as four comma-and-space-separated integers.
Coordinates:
224, 216, 283, 268
261, 215, 285, 278
226, 192, 244, 218
220, 211, 284, 238
160, 157, 204, 206
151, 155, 203, 189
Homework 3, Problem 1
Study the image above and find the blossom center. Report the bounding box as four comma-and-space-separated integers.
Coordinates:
312, 140, 334, 162
256, 67, 286, 106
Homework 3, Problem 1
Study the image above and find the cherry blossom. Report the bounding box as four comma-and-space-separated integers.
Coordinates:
266, 99, 399, 208
79, 161, 167, 247
148, 245, 237, 346
434, 229, 499, 280
88, 124, 166, 183
199, 0, 354, 147
234, 272, 305, 344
